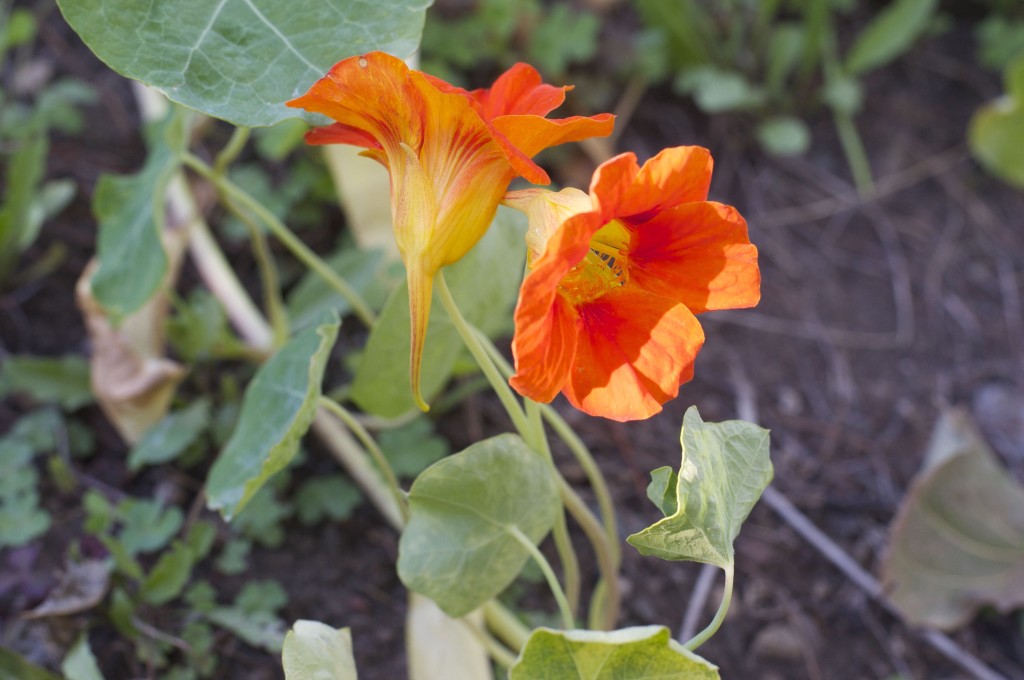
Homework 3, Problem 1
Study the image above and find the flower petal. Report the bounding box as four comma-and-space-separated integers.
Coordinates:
589, 146, 713, 221
630, 201, 760, 313
563, 288, 705, 421
468, 63, 570, 118
492, 114, 615, 181
304, 122, 382, 149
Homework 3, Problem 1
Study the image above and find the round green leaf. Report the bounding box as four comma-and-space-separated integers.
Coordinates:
397, 434, 559, 618
756, 116, 811, 157
627, 407, 772, 568
206, 313, 339, 520
969, 55, 1024, 188
509, 626, 719, 680
282, 621, 357, 680
56, 0, 434, 127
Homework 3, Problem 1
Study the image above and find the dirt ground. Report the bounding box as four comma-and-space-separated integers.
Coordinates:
2, 3, 1024, 679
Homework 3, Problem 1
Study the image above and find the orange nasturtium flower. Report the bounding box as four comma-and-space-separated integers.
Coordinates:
287, 51, 613, 410
505, 146, 760, 421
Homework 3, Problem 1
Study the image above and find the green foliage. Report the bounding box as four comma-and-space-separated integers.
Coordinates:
0, 434, 50, 548
90, 108, 188, 319
61, 635, 105, 680
0, 647, 61, 680
350, 206, 526, 417
976, 15, 1024, 71
282, 621, 358, 680
286, 248, 395, 331
509, 626, 719, 679
56, 0, 434, 127
397, 434, 560, 617
969, 53, 1024, 187
0, 354, 93, 410
844, 0, 939, 75
205, 581, 289, 654
377, 417, 450, 478
128, 398, 211, 470
294, 475, 362, 525
628, 407, 772, 568
421, 0, 598, 82
167, 290, 249, 361
206, 313, 339, 519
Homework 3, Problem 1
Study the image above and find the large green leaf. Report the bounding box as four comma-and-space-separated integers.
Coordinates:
206, 313, 339, 519
397, 434, 559, 618
127, 397, 210, 470
56, 0, 433, 127
509, 626, 719, 680
627, 407, 772, 567
90, 110, 187, 319
350, 206, 526, 417
282, 621, 358, 680
882, 409, 1024, 629
969, 54, 1024, 188
844, 0, 938, 75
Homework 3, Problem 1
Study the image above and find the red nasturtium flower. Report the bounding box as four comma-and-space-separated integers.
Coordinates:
287, 51, 613, 410
505, 146, 760, 421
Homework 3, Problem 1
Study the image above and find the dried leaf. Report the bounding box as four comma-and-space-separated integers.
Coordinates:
882, 408, 1024, 629
22, 559, 110, 619
406, 593, 491, 680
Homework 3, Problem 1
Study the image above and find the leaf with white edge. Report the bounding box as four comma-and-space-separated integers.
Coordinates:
351, 206, 526, 417
56, 0, 434, 127
127, 398, 210, 470
627, 407, 772, 567
61, 634, 105, 680
882, 408, 1024, 629
509, 626, 719, 680
90, 109, 188, 319
397, 434, 559, 618
206, 314, 339, 520
282, 620, 358, 680
844, 0, 938, 75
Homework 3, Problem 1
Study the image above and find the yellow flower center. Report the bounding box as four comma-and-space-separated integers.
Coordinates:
558, 219, 630, 306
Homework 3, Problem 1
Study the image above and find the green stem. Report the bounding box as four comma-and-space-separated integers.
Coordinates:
213, 126, 250, 176
510, 526, 575, 630
433, 271, 529, 435
460, 620, 518, 668
474, 329, 621, 628
182, 152, 377, 327
524, 399, 582, 618
483, 601, 530, 651
833, 111, 875, 198
318, 397, 409, 523
221, 195, 289, 346
683, 563, 734, 651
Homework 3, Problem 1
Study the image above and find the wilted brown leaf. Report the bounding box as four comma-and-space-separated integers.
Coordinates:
882, 408, 1024, 629
22, 559, 110, 619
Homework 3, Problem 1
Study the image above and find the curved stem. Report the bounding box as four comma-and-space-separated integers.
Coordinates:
483, 601, 530, 651
473, 328, 621, 628
318, 396, 408, 523
682, 563, 734, 652
460, 619, 518, 668
182, 152, 377, 327
524, 399, 582, 618
213, 126, 250, 176
433, 271, 529, 435
510, 526, 575, 630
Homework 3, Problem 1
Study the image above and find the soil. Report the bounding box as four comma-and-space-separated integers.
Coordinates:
2, 2, 1024, 679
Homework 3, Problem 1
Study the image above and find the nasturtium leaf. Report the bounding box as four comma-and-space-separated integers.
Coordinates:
127, 398, 210, 470
90, 109, 188, 319
351, 206, 526, 417
56, 0, 433, 127
645, 466, 678, 517
282, 620, 357, 680
627, 407, 772, 567
882, 409, 1024, 630
397, 434, 559, 618
60, 634, 105, 680
206, 314, 339, 520
969, 54, 1024, 188
844, 0, 938, 75
0, 354, 93, 410
508, 626, 719, 680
